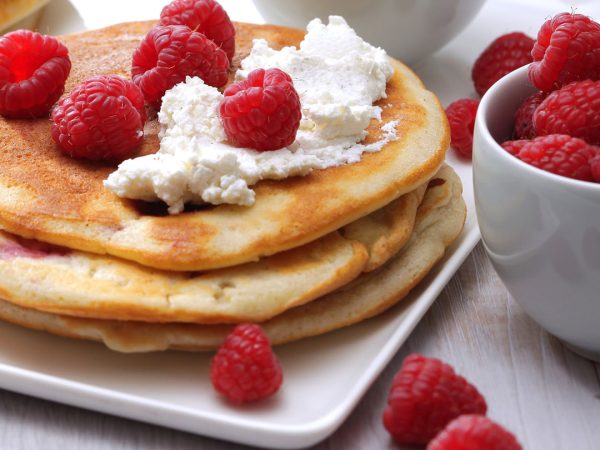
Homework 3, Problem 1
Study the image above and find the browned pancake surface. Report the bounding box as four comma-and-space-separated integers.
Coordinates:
0, 21, 448, 271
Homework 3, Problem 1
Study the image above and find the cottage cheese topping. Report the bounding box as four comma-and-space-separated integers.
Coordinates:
239, 16, 393, 143
158, 77, 226, 143
104, 16, 397, 213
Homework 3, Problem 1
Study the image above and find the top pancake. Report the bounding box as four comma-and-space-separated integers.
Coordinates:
0, 21, 449, 271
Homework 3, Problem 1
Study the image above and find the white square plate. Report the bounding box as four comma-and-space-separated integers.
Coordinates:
0, 218, 477, 449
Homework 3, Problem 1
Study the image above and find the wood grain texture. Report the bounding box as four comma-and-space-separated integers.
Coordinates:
0, 243, 598, 450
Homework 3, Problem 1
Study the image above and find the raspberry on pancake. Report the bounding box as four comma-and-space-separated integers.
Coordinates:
51, 75, 146, 161
160, 0, 235, 62
220, 68, 302, 151
0, 29, 71, 118
131, 24, 229, 109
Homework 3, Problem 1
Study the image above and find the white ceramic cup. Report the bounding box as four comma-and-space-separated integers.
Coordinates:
473, 65, 600, 361
251, 0, 486, 64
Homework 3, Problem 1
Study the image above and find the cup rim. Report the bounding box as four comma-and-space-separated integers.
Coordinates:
475, 64, 600, 193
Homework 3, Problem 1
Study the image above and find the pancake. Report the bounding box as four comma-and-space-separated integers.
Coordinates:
0, 20, 449, 271
0, 0, 49, 32
341, 183, 427, 272
0, 173, 441, 323
0, 165, 465, 352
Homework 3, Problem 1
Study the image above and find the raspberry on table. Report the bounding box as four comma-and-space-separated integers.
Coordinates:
427, 415, 522, 450
0, 30, 71, 118
51, 75, 146, 161
513, 91, 546, 139
160, 0, 235, 63
501, 134, 599, 182
131, 24, 229, 110
382, 354, 487, 446
529, 12, 600, 92
445, 99, 480, 158
533, 79, 600, 146
472, 32, 534, 97
210, 323, 283, 404
220, 68, 302, 151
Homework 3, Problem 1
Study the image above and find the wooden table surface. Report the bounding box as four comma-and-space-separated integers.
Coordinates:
1, 243, 599, 449
2, 1, 600, 449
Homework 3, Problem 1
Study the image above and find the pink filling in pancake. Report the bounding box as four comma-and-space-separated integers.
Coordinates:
0, 235, 69, 259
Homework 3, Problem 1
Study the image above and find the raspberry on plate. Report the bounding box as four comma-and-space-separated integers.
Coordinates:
0, 30, 71, 118
529, 12, 600, 92
160, 0, 235, 62
51, 75, 146, 161
382, 354, 487, 445
513, 91, 546, 139
472, 32, 534, 97
445, 98, 480, 158
427, 415, 522, 450
210, 324, 283, 404
533, 79, 600, 146
501, 134, 599, 182
220, 68, 301, 151
131, 24, 229, 110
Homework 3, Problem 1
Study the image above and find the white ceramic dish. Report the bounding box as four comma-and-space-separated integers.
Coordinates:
473, 65, 600, 362
251, 0, 487, 64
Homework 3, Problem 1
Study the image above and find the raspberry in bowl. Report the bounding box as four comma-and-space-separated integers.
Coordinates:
472, 64, 600, 361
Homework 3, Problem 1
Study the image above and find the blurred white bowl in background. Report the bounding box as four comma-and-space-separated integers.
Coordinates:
252, 0, 486, 64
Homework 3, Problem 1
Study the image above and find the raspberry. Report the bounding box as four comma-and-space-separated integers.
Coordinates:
501, 134, 599, 181
533, 79, 600, 146
472, 32, 534, 96
501, 139, 522, 156
382, 354, 487, 445
513, 91, 546, 139
160, 0, 235, 62
210, 324, 283, 404
51, 75, 146, 161
131, 25, 229, 110
0, 30, 71, 118
445, 99, 480, 158
591, 153, 600, 182
529, 12, 600, 91
220, 68, 301, 151
427, 415, 522, 450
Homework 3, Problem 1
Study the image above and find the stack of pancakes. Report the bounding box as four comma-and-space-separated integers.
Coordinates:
0, 21, 466, 352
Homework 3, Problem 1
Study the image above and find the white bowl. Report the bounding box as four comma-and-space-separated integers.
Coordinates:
473, 65, 600, 361
251, 0, 486, 64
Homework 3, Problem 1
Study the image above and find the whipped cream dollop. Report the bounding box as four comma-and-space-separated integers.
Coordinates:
104, 16, 397, 213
